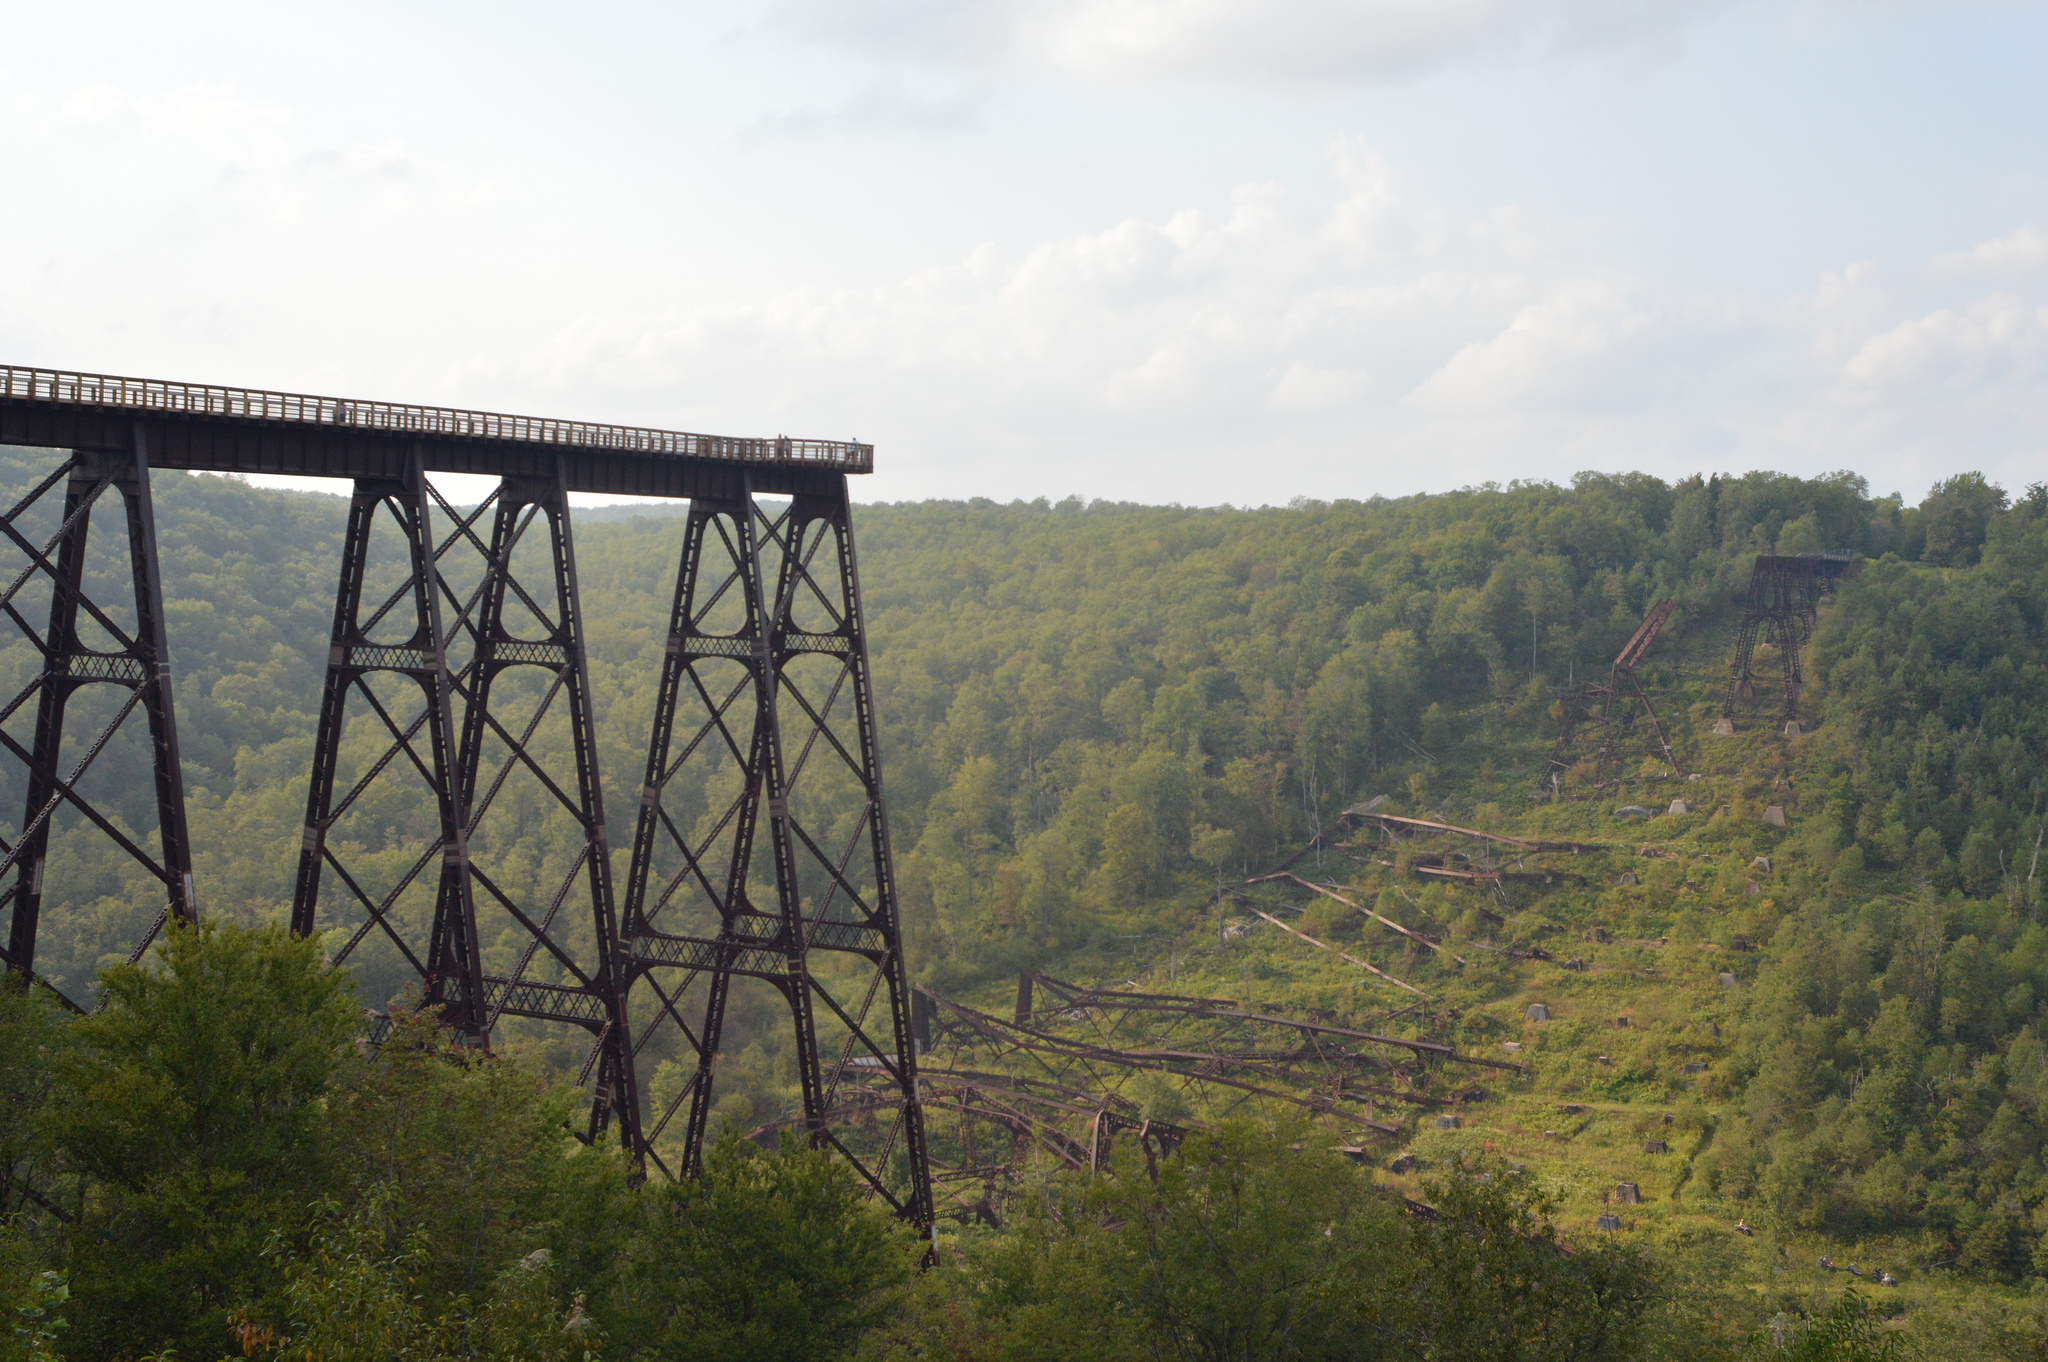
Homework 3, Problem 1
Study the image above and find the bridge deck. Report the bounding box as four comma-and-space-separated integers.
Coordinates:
0, 365, 869, 498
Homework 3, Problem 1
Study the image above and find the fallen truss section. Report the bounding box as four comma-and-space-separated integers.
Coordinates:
1542, 598, 1679, 790
752, 973, 1515, 1226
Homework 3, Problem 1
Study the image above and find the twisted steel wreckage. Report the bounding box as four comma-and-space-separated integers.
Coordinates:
0, 367, 1853, 1233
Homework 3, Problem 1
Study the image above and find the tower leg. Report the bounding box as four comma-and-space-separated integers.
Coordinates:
793, 481, 931, 1227
624, 494, 768, 1176
0, 434, 192, 1004
291, 453, 477, 1033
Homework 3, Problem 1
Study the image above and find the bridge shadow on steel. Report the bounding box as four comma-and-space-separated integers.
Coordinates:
621, 485, 929, 1224
0, 365, 929, 1231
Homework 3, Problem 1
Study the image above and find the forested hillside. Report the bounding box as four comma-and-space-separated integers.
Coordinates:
2, 443, 2046, 1356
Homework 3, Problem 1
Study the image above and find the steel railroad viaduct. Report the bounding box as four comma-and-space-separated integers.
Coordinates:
0, 366, 929, 1226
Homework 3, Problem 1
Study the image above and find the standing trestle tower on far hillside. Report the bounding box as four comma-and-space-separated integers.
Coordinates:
0, 365, 930, 1228
1716, 552, 1853, 734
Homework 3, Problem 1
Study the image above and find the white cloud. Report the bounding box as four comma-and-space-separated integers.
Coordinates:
1932, 225, 2048, 278
1840, 294, 2048, 391
27, 80, 431, 232
1410, 279, 1663, 413
464, 150, 2048, 503
1268, 361, 1371, 412
773, 0, 1736, 83
9, 72, 2047, 508
59, 80, 291, 138
742, 78, 986, 138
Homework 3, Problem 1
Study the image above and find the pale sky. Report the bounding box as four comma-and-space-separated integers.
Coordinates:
3, 1, 2046, 507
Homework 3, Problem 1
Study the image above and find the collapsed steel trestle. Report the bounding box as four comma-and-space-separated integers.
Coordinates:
1542, 598, 1678, 789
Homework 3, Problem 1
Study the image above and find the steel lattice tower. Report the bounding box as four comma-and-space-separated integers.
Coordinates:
1718, 553, 1852, 731
621, 482, 929, 1223
0, 366, 930, 1228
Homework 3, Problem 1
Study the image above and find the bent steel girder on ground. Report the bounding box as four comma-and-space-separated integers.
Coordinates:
622, 478, 930, 1227
0, 434, 194, 1007
882, 972, 1525, 1223
919, 987, 1410, 1133
1541, 598, 1677, 790
747, 1067, 1115, 1226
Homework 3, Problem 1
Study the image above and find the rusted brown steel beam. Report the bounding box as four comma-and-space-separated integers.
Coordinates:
1247, 873, 1469, 965
974, 1004, 1409, 1085
1544, 598, 1677, 787
1593, 599, 1679, 780
1239, 903, 1431, 997
1013, 975, 1431, 1072
1613, 598, 1676, 671
928, 1059, 1436, 1167
1194, 1005, 1520, 1073
922, 1074, 1118, 1123
916, 990, 1405, 1132
751, 1083, 1094, 1176
1024, 971, 1244, 1014
1021, 971, 1419, 1029
1344, 811, 1601, 855
912, 1065, 1132, 1113
1101, 1047, 1452, 1106
920, 1097, 1093, 1170
920, 985, 1510, 1073
1090, 1111, 1192, 1176
1352, 855, 1587, 889
1611, 665, 1678, 776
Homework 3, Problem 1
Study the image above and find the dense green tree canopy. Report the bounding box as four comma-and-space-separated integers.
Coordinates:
0, 447, 2044, 1355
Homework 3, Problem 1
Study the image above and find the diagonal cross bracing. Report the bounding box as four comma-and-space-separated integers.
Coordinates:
0, 437, 194, 1008
290, 457, 637, 1148
0, 374, 924, 1237
621, 482, 931, 1230
1720, 553, 1853, 729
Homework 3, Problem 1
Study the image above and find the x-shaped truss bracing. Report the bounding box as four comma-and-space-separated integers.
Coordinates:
290, 454, 634, 1145
620, 482, 929, 1227
0, 440, 928, 1218
1721, 556, 1849, 728
0, 435, 193, 1009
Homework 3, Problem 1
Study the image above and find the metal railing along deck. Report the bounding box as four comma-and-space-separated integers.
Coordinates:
0, 364, 872, 473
